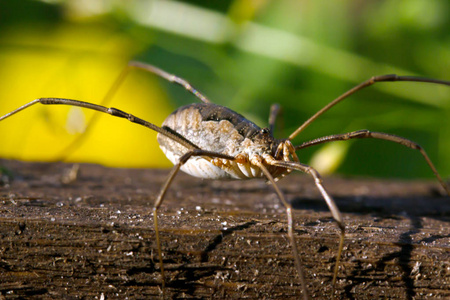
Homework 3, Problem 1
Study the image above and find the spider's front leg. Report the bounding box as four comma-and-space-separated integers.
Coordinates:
263, 154, 345, 298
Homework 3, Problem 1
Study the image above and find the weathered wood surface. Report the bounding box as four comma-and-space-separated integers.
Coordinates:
0, 159, 449, 299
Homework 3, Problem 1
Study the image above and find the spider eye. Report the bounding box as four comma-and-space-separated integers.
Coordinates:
261, 128, 269, 134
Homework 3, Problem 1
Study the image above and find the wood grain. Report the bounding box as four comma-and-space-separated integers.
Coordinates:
0, 159, 449, 299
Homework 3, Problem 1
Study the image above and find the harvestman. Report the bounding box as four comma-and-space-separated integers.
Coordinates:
1, 61, 449, 299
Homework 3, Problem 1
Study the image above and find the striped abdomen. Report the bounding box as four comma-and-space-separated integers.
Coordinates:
157, 103, 282, 180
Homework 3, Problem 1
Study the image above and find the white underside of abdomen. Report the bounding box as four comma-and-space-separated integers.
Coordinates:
161, 146, 264, 180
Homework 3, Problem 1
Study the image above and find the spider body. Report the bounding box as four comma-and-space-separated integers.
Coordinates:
158, 102, 289, 181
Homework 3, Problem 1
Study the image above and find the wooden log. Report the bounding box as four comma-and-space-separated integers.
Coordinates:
0, 159, 449, 299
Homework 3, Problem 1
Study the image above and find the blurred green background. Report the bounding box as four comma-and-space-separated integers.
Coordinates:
0, 0, 449, 180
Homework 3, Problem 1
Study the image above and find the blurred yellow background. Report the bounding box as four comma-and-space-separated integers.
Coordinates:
0, 0, 449, 178
0, 22, 174, 168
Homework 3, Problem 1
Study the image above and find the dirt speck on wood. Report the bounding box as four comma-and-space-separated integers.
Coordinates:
0, 159, 449, 299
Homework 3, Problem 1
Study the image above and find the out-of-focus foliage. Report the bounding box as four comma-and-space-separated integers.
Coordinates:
0, 0, 449, 179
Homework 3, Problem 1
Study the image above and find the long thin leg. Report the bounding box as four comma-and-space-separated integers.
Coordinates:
289, 75, 450, 141
0, 98, 199, 151
268, 103, 281, 135
152, 149, 235, 290
264, 157, 345, 298
252, 156, 309, 300
55, 61, 212, 159
295, 129, 450, 195
128, 61, 211, 104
